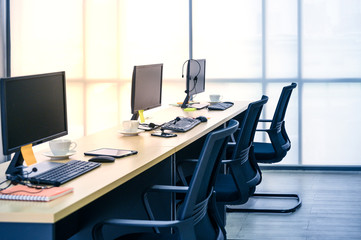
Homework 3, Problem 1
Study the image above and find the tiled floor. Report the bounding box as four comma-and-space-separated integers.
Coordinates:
225, 170, 361, 240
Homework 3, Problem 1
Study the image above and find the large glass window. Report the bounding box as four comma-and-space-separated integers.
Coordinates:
193, 0, 262, 79
192, 0, 361, 166
303, 0, 361, 78
9, 0, 361, 166
266, 0, 298, 78
11, 0, 188, 137
303, 83, 361, 165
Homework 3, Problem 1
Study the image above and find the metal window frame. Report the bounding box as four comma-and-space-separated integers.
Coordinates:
188, 0, 361, 170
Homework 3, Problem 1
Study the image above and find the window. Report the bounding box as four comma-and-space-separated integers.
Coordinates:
11, 0, 188, 137
10, 0, 361, 166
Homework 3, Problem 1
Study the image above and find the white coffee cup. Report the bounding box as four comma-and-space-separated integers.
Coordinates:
49, 139, 77, 156
122, 120, 139, 133
209, 94, 222, 102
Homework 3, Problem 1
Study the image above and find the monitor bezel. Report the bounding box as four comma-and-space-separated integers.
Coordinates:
1, 71, 68, 155
130, 63, 163, 118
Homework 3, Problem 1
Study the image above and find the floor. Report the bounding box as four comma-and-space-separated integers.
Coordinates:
225, 170, 361, 240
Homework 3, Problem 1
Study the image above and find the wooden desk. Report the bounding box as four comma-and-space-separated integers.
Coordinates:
0, 101, 248, 239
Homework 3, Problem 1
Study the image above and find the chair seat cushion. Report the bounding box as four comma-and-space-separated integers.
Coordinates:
215, 174, 240, 203
253, 142, 276, 162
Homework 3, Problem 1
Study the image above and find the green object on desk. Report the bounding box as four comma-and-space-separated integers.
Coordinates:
183, 108, 196, 111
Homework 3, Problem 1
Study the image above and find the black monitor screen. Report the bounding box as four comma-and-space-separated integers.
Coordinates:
1, 72, 67, 155
131, 64, 163, 116
187, 59, 206, 97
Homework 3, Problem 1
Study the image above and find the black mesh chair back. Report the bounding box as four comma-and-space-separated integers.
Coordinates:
177, 119, 239, 239
242, 83, 301, 213
214, 96, 268, 225
255, 82, 297, 163
230, 95, 269, 190
92, 119, 239, 240
271, 82, 297, 130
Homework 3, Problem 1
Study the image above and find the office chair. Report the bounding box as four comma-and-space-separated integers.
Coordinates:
254, 82, 297, 163
227, 82, 301, 213
177, 96, 268, 232
214, 96, 268, 224
92, 119, 239, 240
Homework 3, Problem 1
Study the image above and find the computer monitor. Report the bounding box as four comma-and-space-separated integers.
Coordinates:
181, 59, 206, 108
130, 63, 163, 120
1, 71, 67, 176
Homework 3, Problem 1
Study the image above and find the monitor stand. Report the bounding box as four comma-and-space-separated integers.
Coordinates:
5, 148, 63, 183
181, 93, 190, 109
131, 112, 139, 121
131, 110, 157, 131
131, 110, 145, 122
5, 151, 26, 177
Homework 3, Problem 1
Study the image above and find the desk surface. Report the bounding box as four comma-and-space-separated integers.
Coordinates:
0, 102, 248, 224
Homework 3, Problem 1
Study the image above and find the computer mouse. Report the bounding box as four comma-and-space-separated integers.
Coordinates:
88, 156, 115, 163
196, 116, 208, 122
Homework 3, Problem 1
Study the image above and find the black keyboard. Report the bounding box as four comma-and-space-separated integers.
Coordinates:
30, 160, 101, 186
161, 117, 201, 132
208, 102, 234, 110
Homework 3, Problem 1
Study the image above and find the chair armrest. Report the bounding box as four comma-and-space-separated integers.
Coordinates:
257, 119, 272, 132
177, 158, 199, 164
143, 185, 189, 228
227, 142, 236, 147
92, 218, 189, 240
259, 119, 272, 122
176, 159, 198, 186
147, 185, 189, 194
102, 218, 183, 228
256, 128, 270, 132
221, 159, 234, 165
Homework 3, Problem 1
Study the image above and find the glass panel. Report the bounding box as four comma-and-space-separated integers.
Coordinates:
10, 0, 84, 78
302, 83, 361, 165
67, 82, 85, 139
86, 83, 118, 135
118, 81, 132, 121
85, 0, 119, 80
201, 82, 262, 102
193, 0, 262, 78
11, 0, 188, 136
303, 0, 361, 78
118, 0, 188, 80
266, 0, 298, 78
163, 80, 188, 106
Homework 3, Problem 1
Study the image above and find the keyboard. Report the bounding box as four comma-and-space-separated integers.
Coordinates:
207, 102, 234, 110
161, 117, 201, 132
29, 160, 101, 186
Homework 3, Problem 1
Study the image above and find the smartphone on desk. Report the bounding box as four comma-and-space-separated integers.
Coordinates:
84, 148, 137, 158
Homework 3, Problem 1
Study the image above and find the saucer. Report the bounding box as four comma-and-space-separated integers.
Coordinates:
209, 101, 221, 105
43, 150, 76, 160
118, 129, 144, 136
